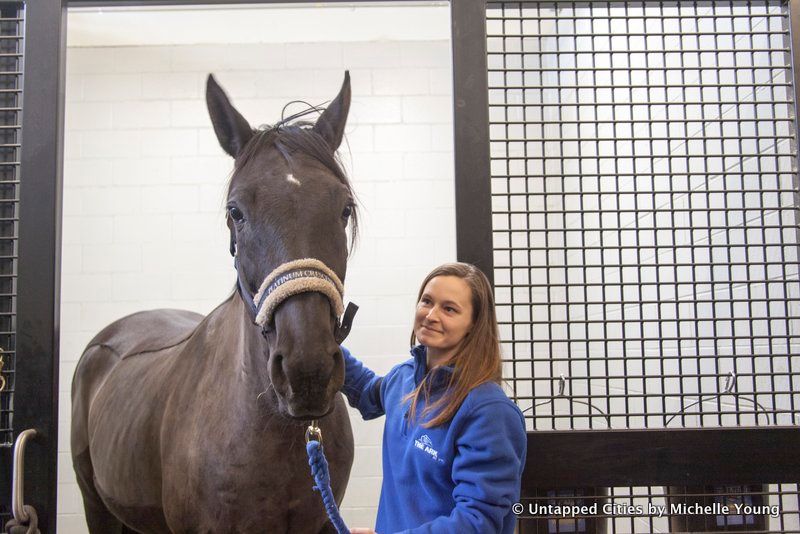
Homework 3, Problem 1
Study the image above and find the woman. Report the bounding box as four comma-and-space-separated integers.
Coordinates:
342, 262, 527, 534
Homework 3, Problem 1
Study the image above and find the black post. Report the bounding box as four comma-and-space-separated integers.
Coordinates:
451, 0, 494, 283
13, 0, 66, 531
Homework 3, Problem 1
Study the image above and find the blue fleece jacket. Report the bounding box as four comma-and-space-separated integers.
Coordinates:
341, 345, 527, 534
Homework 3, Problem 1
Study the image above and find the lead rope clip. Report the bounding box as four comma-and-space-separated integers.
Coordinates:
305, 420, 323, 446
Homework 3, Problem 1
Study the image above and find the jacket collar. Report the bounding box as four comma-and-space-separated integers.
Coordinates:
410, 344, 454, 391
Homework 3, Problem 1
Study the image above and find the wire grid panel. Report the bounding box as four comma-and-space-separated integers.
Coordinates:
487, 0, 800, 430
517, 484, 800, 534
0, 2, 22, 448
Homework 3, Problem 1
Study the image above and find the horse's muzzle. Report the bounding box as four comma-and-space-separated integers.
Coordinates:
269, 348, 344, 420
281, 383, 338, 420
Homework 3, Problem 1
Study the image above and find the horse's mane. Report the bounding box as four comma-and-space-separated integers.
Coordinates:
232, 108, 359, 252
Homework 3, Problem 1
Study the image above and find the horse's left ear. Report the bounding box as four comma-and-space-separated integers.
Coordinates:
313, 71, 351, 151
206, 74, 254, 158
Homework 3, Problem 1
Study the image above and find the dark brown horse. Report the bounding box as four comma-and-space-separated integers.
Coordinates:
71, 73, 357, 533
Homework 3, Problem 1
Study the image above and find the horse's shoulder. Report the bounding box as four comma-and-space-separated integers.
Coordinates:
86, 309, 204, 359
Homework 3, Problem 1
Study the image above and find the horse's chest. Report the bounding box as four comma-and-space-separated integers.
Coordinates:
158, 395, 352, 533
164, 438, 328, 533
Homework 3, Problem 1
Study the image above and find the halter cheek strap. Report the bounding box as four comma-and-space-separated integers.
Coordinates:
234, 257, 358, 344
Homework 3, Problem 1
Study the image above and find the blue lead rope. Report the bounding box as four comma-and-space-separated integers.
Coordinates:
307, 439, 350, 534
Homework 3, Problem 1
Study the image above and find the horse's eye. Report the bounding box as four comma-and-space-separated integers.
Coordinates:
342, 205, 352, 219
229, 206, 245, 222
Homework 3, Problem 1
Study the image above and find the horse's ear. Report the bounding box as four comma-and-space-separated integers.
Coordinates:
313, 71, 351, 151
206, 74, 254, 158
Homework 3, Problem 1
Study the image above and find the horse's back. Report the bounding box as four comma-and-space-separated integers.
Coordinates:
86, 308, 204, 359
72, 308, 203, 447
72, 308, 204, 454
72, 307, 203, 421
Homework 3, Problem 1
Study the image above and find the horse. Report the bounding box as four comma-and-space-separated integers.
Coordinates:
71, 72, 357, 533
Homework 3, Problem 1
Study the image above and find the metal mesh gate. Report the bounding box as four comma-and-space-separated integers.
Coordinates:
483, 0, 800, 532
0, 1, 22, 527
0, 2, 23, 450
488, 0, 800, 431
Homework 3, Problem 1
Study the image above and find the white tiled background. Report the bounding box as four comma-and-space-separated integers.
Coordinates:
59, 3, 454, 532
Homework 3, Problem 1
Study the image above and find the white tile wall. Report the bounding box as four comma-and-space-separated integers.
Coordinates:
59, 35, 454, 532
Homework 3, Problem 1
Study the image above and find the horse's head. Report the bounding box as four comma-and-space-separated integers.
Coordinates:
206, 72, 357, 420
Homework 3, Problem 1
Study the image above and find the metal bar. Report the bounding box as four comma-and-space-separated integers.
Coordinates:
11, 429, 36, 523
503, 354, 794, 362
488, 47, 790, 54
491, 66, 793, 72
492, 211, 798, 217
452, 0, 494, 282
513, 372, 795, 380
788, 0, 800, 430
494, 278, 800, 286
491, 83, 793, 89
13, 0, 65, 531
487, 14, 789, 21
494, 326, 800, 333
517, 397, 793, 406
489, 100, 795, 105
490, 152, 794, 159
491, 118, 796, 125
491, 134, 793, 141
494, 296, 800, 305
522, 428, 800, 490
488, 31, 791, 37
68, 0, 434, 5
491, 184, 797, 192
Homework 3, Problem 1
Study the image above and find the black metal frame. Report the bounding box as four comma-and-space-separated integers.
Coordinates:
791, 0, 800, 276
6, 0, 479, 530
68, 0, 433, 6
450, 0, 496, 277
524, 427, 800, 491
451, 0, 495, 282
0, 0, 26, 513
455, 0, 800, 519
0, 1, 66, 532
14, 0, 800, 531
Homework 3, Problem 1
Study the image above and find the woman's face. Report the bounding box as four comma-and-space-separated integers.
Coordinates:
414, 275, 474, 363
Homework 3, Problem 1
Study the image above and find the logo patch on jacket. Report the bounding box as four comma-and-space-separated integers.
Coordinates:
414, 434, 439, 461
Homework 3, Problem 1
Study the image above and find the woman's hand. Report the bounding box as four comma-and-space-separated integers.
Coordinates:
350, 528, 377, 534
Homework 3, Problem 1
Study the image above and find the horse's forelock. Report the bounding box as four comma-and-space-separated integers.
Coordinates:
230, 124, 359, 253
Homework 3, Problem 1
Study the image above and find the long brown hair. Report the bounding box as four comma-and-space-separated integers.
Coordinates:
404, 262, 502, 428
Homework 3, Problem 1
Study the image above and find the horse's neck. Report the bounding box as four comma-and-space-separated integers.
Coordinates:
202, 292, 314, 445
200, 291, 279, 416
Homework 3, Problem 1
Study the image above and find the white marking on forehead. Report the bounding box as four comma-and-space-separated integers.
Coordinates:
286, 173, 301, 186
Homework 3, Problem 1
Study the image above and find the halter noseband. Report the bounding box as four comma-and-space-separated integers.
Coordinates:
235, 256, 358, 344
